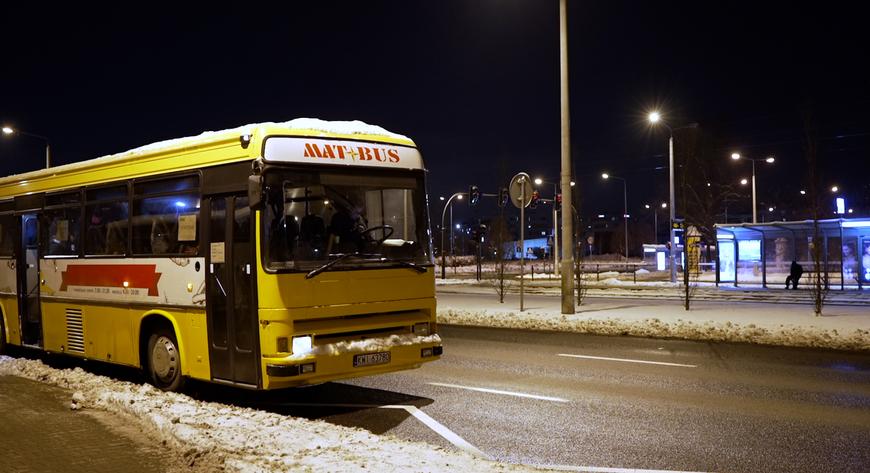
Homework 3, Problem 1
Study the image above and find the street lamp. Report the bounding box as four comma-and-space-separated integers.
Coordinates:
534, 177, 561, 276
602, 173, 629, 261
648, 111, 677, 283
644, 202, 667, 243
558, 0, 574, 314
730, 152, 774, 223
440, 192, 466, 279
2, 126, 51, 168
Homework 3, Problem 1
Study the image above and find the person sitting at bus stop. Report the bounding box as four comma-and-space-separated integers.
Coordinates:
785, 260, 803, 289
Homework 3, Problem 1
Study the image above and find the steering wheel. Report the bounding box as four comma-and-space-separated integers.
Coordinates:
359, 225, 394, 246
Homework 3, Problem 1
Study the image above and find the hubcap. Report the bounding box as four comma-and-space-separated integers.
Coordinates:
151, 336, 178, 382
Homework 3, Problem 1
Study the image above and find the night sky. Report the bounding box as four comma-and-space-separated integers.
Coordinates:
2, 2, 868, 226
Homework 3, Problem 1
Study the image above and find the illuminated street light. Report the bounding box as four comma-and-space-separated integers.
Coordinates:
730, 152, 775, 223
740, 178, 749, 185
800, 190, 807, 195
648, 110, 677, 283
439, 191, 467, 279
831, 186, 839, 193
1, 125, 51, 168
533, 177, 562, 276
602, 172, 628, 261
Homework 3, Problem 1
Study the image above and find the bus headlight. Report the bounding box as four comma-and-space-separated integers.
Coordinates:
413, 323, 430, 336
292, 335, 313, 355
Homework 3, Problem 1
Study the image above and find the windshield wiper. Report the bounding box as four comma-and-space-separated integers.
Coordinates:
305, 252, 381, 279
390, 260, 428, 273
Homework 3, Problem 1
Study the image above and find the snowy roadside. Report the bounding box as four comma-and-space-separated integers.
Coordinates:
436, 294, 870, 352
0, 356, 540, 473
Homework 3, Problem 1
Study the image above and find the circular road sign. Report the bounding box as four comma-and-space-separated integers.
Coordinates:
509, 172, 533, 209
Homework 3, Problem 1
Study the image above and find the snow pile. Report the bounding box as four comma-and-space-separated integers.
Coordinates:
289, 334, 442, 360
0, 355, 537, 472
436, 307, 870, 352
635, 268, 650, 274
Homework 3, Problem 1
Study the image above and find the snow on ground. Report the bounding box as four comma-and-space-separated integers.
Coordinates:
0, 355, 540, 473
436, 293, 870, 352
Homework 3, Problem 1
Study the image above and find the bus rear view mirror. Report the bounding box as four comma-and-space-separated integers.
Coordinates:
248, 175, 264, 210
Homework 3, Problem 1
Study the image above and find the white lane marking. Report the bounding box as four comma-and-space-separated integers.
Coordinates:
557, 354, 697, 368
277, 402, 490, 459
531, 464, 712, 473
382, 405, 492, 460
428, 382, 570, 402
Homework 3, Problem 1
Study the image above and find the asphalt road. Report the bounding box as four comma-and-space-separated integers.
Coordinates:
220, 322, 870, 473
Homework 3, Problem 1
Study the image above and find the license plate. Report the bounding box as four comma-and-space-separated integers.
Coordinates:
353, 352, 391, 368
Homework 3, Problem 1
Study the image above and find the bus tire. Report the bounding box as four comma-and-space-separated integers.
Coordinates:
0, 311, 6, 355
146, 328, 184, 391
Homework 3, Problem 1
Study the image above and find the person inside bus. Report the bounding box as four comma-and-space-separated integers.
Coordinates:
150, 218, 175, 254
299, 194, 326, 256
86, 208, 106, 253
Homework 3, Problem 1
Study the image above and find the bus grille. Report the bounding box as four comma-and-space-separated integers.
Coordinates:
293, 310, 429, 346
66, 308, 85, 353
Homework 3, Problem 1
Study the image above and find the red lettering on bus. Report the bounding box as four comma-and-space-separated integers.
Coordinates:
303, 143, 324, 158
358, 147, 374, 161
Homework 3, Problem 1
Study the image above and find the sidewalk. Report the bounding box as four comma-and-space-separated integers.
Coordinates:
0, 374, 179, 473
436, 287, 870, 352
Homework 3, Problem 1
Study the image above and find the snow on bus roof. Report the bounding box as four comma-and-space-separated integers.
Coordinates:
0, 118, 411, 185
131, 118, 411, 154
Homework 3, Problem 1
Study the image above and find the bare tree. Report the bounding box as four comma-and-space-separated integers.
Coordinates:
673, 126, 706, 310
486, 214, 512, 303
803, 107, 827, 316
574, 253, 588, 306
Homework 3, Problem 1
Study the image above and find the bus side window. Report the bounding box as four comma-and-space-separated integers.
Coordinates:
0, 213, 15, 257
132, 175, 200, 256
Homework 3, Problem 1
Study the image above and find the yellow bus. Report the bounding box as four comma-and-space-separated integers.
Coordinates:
0, 119, 441, 390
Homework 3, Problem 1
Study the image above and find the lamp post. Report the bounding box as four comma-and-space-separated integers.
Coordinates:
730, 153, 775, 223
534, 178, 575, 276
559, 0, 574, 314
2, 126, 51, 168
645, 202, 667, 243
648, 112, 676, 283
440, 192, 465, 279
602, 173, 628, 261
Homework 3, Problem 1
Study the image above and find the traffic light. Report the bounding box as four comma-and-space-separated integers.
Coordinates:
555, 193, 562, 210
469, 185, 480, 206
498, 187, 509, 208
529, 190, 540, 209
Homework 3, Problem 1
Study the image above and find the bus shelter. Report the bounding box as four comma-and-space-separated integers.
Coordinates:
715, 218, 870, 290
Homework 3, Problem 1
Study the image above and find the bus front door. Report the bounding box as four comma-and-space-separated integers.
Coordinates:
206, 195, 259, 387
17, 213, 42, 347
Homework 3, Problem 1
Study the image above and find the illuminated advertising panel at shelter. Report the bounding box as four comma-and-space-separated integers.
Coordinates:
719, 240, 735, 282
863, 239, 870, 283
263, 137, 424, 170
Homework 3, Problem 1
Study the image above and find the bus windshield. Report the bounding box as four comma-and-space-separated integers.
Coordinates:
262, 168, 431, 272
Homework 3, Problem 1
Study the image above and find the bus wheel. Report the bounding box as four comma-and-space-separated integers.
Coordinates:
147, 329, 184, 391
0, 313, 6, 355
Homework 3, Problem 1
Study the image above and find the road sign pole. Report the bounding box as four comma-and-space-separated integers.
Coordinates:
520, 181, 525, 312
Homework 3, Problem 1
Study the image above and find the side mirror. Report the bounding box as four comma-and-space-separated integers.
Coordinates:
248, 175, 264, 210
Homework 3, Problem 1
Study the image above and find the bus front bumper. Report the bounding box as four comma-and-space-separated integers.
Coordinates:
261, 342, 442, 389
